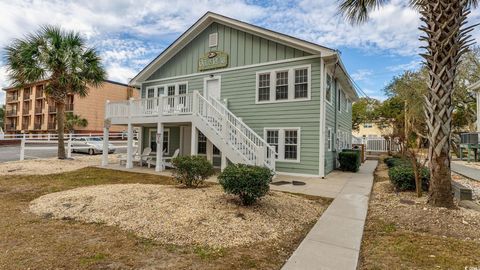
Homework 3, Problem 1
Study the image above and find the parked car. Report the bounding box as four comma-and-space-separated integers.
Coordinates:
71, 137, 115, 155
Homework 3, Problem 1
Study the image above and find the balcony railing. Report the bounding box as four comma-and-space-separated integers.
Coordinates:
461, 132, 480, 145
65, 103, 74, 111
35, 106, 43, 114
23, 93, 31, 100
106, 94, 194, 118
22, 107, 31, 115
6, 109, 18, 116
22, 122, 30, 130
47, 122, 57, 130
5, 124, 17, 131
34, 122, 42, 130
36, 90, 44, 98
6, 95, 18, 102
48, 106, 57, 113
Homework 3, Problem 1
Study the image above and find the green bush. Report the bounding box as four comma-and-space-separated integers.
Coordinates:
384, 157, 409, 168
388, 165, 430, 191
218, 164, 274, 205
172, 156, 214, 187
338, 150, 361, 172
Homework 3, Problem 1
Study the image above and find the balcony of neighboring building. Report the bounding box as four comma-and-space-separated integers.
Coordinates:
21, 120, 30, 130
34, 121, 43, 130
23, 88, 32, 101
35, 85, 45, 99
48, 104, 57, 113
6, 108, 18, 117
6, 92, 19, 103
47, 122, 57, 130
22, 104, 31, 115
5, 122, 17, 132
65, 103, 74, 112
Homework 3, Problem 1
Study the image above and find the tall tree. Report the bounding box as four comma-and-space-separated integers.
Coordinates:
338, 0, 478, 207
4, 26, 106, 159
352, 97, 381, 131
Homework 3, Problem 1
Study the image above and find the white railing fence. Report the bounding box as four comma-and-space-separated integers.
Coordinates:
352, 136, 400, 153
13, 133, 136, 161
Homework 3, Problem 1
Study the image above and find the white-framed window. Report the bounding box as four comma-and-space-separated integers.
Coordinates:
264, 128, 300, 162
256, 65, 311, 103
327, 127, 333, 151
337, 87, 342, 112
325, 73, 332, 104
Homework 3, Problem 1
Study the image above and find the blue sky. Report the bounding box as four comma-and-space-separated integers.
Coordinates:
0, 0, 479, 104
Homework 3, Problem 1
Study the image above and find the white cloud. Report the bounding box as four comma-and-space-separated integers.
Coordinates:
0, 0, 479, 105
352, 69, 373, 81
387, 60, 422, 72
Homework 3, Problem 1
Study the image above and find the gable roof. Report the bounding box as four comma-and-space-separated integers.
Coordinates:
130, 12, 337, 85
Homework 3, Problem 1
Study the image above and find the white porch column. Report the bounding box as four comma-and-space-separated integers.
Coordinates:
206, 140, 213, 163
102, 125, 109, 166
191, 124, 197, 156
156, 122, 164, 172
221, 153, 227, 171
126, 122, 134, 169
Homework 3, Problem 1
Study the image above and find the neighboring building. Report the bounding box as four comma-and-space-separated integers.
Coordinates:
104, 12, 358, 177
353, 122, 392, 138
3, 80, 136, 134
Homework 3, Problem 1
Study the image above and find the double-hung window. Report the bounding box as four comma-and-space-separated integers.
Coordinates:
295, 68, 308, 98
258, 73, 270, 101
327, 127, 333, 151
275, 71, 289, 100
325, 74, 332, 104
256, 65, 311, 103
264, 128, 300, 162
197, 132, 207, 154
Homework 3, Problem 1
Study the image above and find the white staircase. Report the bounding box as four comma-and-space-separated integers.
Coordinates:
192, 91, 276, 171
106, 91, 276, 172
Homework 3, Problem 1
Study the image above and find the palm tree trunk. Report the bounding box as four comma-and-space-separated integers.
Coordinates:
56, 102, 66, 159
420, 0, 474, 207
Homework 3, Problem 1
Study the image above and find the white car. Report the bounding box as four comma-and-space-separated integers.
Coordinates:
71, 137, 115, 155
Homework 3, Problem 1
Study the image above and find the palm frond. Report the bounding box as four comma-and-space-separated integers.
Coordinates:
337, 0, 389, 24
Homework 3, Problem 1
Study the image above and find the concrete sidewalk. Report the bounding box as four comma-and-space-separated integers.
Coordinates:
282, 160, 377, 270
452, 161, 480, 181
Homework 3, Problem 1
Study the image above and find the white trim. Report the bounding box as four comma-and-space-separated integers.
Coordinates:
319, 58, 326, 178
255, 64, 311, 104
130, 12, 335, 84
203, 75, 222, 98
264, 127, 301, 163
142, 55, 320, 85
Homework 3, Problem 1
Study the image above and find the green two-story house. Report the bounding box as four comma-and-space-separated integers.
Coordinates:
102, 12, 358, 177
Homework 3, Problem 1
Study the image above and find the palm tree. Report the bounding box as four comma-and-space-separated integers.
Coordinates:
64, 112, 88, 133
338, 0, 478, 207
4, 26, 106, 159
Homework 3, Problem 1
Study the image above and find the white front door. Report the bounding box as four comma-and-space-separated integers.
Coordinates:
205, 77, 220, 100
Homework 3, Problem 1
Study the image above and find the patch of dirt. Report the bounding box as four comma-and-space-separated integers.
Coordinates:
360, 159, 480, 269
0, 155, 119, 175
30, 184, 327, 248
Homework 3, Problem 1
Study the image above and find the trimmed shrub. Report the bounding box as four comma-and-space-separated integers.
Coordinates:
388, 165, 430, 191
172, 155, 214, 187
338, 150, 361, 172
384, 157, 409, 168
218, 164, 274, 205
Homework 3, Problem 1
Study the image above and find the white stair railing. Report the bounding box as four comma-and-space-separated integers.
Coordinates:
193, 92, 276, 170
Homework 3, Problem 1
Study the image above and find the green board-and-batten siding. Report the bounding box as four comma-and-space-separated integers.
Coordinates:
147, 22, 311, 81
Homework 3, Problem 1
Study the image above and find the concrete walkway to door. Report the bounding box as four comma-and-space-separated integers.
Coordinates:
280, 160, 377, 270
